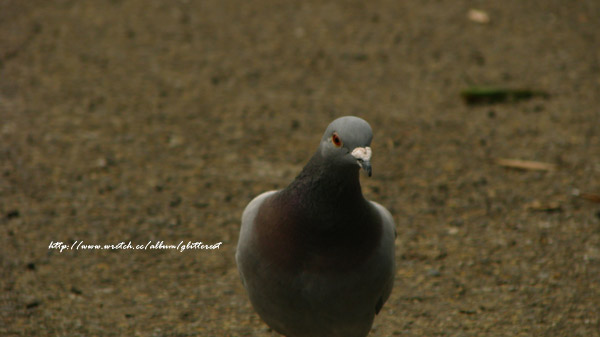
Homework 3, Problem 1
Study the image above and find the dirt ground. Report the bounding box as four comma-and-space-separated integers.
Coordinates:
1, 1, 599, 336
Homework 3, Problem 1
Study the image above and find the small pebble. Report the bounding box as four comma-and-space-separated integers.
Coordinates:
427, 269, 441, 277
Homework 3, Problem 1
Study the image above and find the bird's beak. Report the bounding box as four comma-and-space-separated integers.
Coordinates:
360, 160, 372, 177
351, 147, 372, 177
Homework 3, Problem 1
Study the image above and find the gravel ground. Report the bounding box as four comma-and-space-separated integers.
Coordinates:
1, 1, 599, 336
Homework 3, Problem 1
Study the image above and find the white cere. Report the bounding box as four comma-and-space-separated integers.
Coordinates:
351, 147, 372, 162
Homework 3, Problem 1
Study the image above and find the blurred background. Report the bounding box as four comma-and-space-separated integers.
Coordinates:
1, 0, 599, 336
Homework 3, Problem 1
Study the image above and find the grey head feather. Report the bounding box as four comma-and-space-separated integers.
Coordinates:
317, 116, 373, 175
320, 116, 373, 151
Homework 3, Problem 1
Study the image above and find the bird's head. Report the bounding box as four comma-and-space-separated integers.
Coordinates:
319, 116, 374, 177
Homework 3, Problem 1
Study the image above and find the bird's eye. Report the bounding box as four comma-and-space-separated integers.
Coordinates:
331, 132, 342, 147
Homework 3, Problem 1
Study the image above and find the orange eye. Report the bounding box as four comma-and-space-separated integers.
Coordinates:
331, 132, 342, 147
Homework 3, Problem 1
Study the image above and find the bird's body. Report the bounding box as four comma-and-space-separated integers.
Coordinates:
236, 116, 396, 337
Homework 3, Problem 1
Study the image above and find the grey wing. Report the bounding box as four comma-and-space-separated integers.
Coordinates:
370, 201, 396, 315
236, 190, 279, 284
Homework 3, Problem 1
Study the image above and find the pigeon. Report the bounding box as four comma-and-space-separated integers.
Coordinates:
236, 116, 396, 337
